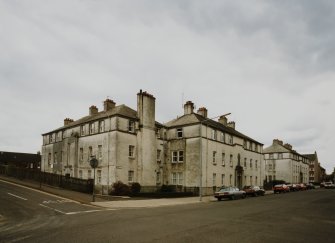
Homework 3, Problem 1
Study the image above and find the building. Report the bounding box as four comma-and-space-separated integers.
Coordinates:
41, 91, 264, 195
0, 151, 41, 169
164, 101, 264, 195
263, 139, 309, 184
303, 152, 321, 183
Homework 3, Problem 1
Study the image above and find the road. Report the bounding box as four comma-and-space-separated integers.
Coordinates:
1, 180, 334, 243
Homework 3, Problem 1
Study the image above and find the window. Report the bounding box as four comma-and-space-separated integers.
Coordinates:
79, 170, 83, 179
256, 176, 258, 185
97, 170, 102, 184
49, 134, 53, 143
221, 174, 225, 186
230, 174, 232, 185
88, 170, 92, 179
99, 120, 105, 133
255, 160, 258, 169
88, 146, 93, 159
128, 171, 134, 183
172, 151, 184, 163
156, 172, 161, 184
171, 172, 183, 185
177, 128, 183, 138
250, 159, 253, 168
243, 140, 247, 148
222, 153, 225, 166
90, 123, 95, 134
250, 176, 252, 185
211, 130, 217, 140
269, 154, 274, 159
98, 145, 102, 160
128, 120, 135, 132
80, 125, 85, 136
62, 130, 66, 139
79, 148, 83, 163
230, 154, 233, 167
221, 132, 225, 142
212, 151, 217, 164
54, 152, 58, 164
48, 153, 52, 165
129, 145, 135, 157
255, 144, 258, 152
157, 149, 161, 161
278, 153, 283, 159
244, 158, 247, 168
228, 135, 233, 145
213, 173, 217, 187
249, 142, 253, 150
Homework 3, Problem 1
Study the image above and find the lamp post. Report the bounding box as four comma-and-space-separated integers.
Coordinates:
89, 156, 99, 202
199, 112, 231, 201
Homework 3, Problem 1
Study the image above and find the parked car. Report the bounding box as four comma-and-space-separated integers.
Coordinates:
306, 183, 315, 190
286, 184, 298, 192
299, 183, 307, 191
242, 186, 265, 196
324, 182, 335, 189
214, 186, 246, 201
273, 184, 290, 193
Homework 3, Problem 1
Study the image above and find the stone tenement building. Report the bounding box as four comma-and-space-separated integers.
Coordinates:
303, 152, 322, 183
263, 139, 309, 184
41, 90, 264, 195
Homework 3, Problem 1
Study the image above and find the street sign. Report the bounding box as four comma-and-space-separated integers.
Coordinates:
90, 157, 99, 168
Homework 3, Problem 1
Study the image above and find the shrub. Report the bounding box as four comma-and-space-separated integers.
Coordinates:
130, 182, 141, 194
112, 181, 130, 196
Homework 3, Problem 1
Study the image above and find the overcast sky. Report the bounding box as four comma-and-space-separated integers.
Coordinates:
1, 0, 334, 173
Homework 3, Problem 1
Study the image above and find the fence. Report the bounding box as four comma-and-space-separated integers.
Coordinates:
0, 165, 93, 193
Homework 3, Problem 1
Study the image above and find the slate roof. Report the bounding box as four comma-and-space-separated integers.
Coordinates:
164, 113, 263, 145
43, 104, 138, 135
303, 153, 317, 161
263, 143, 291, 153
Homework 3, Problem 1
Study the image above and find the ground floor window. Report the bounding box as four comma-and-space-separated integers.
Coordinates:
171, 172, 183, 185
128, 170, 134, 183
97, 170, 102, 184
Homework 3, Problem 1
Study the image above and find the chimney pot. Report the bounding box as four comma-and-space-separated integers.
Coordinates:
104, 99, 116, 112
89, 105, 98, 116
227, 121, 235, 129
184, 101, 195, 115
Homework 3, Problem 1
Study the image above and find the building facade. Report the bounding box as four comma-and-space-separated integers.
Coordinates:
263, 139, 309, 184
41, 91, 264, 195
303, 152, 322, 183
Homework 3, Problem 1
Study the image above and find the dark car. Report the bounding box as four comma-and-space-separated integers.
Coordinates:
306, 183, 315, 190
214, 186, 246, 201
242, 186, 265, 197
286, 184, 298, 192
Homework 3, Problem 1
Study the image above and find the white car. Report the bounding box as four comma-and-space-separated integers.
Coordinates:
324, 182, 335, 189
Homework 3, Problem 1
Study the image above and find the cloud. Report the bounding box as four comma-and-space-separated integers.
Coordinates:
0, 0, 334, 173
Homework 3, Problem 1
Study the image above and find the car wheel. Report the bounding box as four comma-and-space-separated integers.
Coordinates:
242, 194, 246, 199
217, 197, 222, 201
254, 192, 257, 197
231, 195, 235, 200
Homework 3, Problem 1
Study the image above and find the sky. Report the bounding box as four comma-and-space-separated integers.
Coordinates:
1, 0, 334, 173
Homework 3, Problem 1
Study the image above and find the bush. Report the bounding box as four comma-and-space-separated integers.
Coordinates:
130, 182, 141, 194
112, 181, 130, 196
160, 185, 176, 193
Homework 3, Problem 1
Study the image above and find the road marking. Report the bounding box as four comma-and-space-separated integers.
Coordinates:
7, 193, 27, 201
39, 203, 67, 214
65, 209, 115, 215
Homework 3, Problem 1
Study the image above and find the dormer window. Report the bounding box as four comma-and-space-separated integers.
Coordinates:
177, 128, 183, 138
99, 120, 105, 133
80, 125, 85, 136
89, 123, 95, 134
128, 120, 135, 133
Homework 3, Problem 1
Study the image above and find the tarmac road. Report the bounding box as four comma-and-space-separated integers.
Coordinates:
1, 179, 335, 243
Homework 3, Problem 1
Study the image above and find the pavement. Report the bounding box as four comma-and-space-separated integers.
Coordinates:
0, 174, 273, 209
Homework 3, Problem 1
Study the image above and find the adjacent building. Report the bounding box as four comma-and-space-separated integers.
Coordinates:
303, 152, 322, 183
41, 90, 264, 195
263, 139, 309, 184
0, 151, 41, 169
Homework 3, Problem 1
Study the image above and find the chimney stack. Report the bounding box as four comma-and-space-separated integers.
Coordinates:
89, 105, 98, 116
283, 143, 293, 150
104, 98, 116, 112
197, 107, 208, 118
64, 118, 74, 126
273, 139, 283, 145
184, 101, 194, 115
227, 121, 235, 129
218, 115, 228, 125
